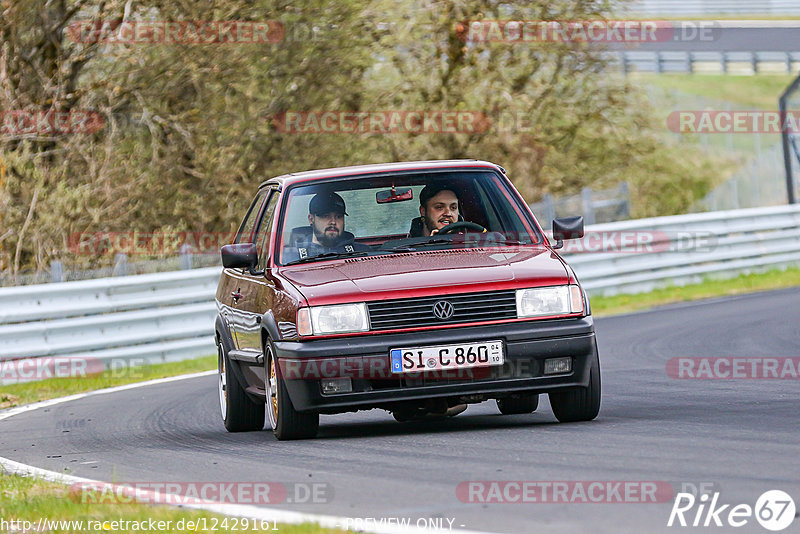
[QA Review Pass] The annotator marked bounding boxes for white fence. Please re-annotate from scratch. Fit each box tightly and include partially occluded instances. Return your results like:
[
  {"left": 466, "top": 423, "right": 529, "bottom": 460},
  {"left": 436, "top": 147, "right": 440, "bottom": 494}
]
[
  {"left": 613, "top": 51, "right": 800, "bottom": 75},
  {"left": 1, "top": 205, "right": 799, "bottom": 380},
  {"left": 562, "top": 204, "right": 800, "bottom": 295},
  {"left": 627, "top": 0, "right": 800, "bottom": 15},
  {"left": 0, "top": 268, "right": 220, "bottom": 381}
]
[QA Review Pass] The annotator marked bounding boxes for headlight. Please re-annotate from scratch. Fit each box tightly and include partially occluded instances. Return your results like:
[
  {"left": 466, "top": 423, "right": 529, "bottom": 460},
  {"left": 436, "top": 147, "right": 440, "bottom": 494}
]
[
  {"left": 297, "top": 303, "right": 369, "bottom": 335},
  {"left": 516, "top": 285, "right": 583, "bottom": 318}
]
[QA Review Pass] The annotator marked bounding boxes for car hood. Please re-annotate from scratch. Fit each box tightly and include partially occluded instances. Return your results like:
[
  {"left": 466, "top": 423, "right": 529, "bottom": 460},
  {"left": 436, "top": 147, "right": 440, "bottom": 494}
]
[{"left": 278, "top": 247, "right": 570, "bottom": 306}]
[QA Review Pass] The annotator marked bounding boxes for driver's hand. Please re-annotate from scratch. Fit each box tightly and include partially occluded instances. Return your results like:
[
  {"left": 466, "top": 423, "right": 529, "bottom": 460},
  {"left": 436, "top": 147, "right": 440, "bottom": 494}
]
[{"left": 430, "top": 229, "right": 439, "bottom": 236}]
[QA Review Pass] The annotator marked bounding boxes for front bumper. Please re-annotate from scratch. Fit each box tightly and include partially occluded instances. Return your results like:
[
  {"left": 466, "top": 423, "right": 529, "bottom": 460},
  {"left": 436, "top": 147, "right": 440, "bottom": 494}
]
[{"left": 274, "top": 317, "right": 597, "bottom": 412}]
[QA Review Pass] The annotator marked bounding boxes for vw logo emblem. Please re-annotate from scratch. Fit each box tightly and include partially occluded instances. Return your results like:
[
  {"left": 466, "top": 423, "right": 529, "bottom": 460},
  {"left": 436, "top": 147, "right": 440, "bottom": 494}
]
[{"left": 432, "top": 300, "right": 454, "bottom": 320}]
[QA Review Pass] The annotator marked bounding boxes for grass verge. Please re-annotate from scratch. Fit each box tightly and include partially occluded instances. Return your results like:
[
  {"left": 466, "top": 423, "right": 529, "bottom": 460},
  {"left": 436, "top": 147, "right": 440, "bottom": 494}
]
[
  {"left": 591, "top": 266, "right": 800, "bottom": 317},
  {"left": 1, "top": 355, "right": 217, "bottom": 409},
  {"left": 635, "top": 73, "right": 796, "bottom": 110},
  {"left": 0, "top": 471, "right": 340, "bottom": 534}
]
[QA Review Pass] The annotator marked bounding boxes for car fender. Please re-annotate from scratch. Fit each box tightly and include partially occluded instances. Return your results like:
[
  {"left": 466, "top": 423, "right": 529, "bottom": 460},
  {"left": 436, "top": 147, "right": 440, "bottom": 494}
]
[{"left": 215, "top": 314, "right": 250, "bottom": 390}]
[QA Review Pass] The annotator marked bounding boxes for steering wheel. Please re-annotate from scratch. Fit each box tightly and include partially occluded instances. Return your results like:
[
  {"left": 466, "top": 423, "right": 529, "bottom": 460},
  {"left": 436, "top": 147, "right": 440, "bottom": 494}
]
[{"left": 436, "top": 221, "right": 486, "bottom": 235}]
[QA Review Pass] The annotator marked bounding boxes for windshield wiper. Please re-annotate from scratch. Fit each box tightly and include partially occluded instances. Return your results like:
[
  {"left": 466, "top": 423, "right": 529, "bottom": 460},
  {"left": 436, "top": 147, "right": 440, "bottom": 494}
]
[
  {"left": 378, "top": 238, "right": 454, "bottom": 253},
  {"left": 283, "top": 251, "right": 373, "bottom": 266},
  {"left": 491, "top": 237, "right": 530, "bottom": 246}
]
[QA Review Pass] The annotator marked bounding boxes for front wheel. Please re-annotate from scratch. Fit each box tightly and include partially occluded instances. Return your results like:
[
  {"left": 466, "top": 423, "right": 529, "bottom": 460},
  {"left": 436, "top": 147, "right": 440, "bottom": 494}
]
[
  {"left": 265, "top": 342, "right": 319, "bottom": 440},
  {"left": 218, "top": 342, "right": 264, "bottom": 432},
  {"left": 549, "top": 351, "right": 601, "bottom": 423}
]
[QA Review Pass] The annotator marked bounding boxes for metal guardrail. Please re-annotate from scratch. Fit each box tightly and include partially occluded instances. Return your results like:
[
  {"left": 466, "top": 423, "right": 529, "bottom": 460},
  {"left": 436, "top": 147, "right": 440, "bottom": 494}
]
[
  {"left": 626, "top": 0, "right": 800, "bottom": 15},
  {"left": 561, "top": 204, "right": 800, "bottom": 295},
  {"left": 0, "top": 268, "right": 220, "bottom": 382},
  {"left": 613, "top": 51, "right": 800, "bottom": 75},
  {"left": 1, "top": 205, "right": 798, "bottom": 380}
]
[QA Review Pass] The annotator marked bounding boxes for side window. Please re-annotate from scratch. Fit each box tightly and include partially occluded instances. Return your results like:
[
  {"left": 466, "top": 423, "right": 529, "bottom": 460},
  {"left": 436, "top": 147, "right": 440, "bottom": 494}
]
[
  {"left": 255, "top": 191, "right": 280, "bottom": 268},
  {"left": 234, "top": 189, "right": 269, "bottom": 244}
]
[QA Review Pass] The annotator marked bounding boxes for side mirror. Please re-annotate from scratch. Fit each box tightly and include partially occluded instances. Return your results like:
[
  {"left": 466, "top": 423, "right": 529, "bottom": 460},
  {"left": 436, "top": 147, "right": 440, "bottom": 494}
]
[
  {"left": 551, "top": 216, "right": 584, "bottom": 250},
  {"left": 221, "top": 243, "right": 258, "bottom": 270}
]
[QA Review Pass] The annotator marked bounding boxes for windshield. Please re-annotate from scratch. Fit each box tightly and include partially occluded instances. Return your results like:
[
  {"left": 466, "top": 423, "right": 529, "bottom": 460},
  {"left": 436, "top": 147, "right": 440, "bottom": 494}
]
[{"left": 276, "top": 171, "right": 542, "bottom": 265}]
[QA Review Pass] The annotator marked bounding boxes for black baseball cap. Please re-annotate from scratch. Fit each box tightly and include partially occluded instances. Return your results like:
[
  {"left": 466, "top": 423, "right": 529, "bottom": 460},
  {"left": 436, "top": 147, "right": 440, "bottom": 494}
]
[{"left": 309, "top": 192, "right": 348, "bottom": 216}]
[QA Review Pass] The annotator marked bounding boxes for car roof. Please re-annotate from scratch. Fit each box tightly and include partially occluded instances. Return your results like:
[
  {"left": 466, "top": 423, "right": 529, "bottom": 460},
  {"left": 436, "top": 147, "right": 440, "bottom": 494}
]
[{"left": 258, "top": 160, "right": 505, "bottom": 189}]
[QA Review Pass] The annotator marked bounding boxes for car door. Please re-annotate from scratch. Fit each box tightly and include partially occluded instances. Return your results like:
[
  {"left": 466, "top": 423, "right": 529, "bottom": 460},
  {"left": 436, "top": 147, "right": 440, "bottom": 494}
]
[
  {"left": 217, "top": 187, "right": 270, "bottom": 350},
  {"left": 232, "top": 188, "right": 280, "bottom": 358}
]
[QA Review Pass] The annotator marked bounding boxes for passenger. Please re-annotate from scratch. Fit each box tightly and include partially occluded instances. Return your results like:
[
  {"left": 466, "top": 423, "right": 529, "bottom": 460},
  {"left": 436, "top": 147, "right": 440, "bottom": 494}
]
[{"left": 284, "top": 192, "right": 369, "bottom": 262}]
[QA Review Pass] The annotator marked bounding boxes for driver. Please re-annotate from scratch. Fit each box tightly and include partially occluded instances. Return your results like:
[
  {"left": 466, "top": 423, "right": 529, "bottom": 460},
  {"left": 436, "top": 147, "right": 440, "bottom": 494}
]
[
  {"left": 286, "top": 192, "right": 369, "bottom": 262},
  {"left": 418, "top": 183, "right": 460, "bottom": 236}
]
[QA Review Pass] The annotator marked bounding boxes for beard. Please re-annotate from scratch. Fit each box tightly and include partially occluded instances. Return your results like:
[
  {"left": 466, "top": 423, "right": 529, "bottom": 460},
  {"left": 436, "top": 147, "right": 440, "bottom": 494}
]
[
  {"left": 423, "top": 213, "right": 454, "bottom": 234},
  {"left": 314, "top": 225, "right": 341, "bottom": 247}
]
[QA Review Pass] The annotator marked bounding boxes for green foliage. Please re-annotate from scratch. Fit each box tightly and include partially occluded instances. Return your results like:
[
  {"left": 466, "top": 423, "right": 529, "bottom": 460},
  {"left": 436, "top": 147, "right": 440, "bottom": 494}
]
[{"left": 0, "top": 0, "right": 735, "bottom": 274}]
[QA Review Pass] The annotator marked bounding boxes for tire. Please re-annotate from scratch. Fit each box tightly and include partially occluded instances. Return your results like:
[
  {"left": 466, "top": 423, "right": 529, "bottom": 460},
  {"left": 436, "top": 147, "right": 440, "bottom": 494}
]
[
  {"left": 549, "top": 350, "right": 601, "bottom": 423},
  {"left": 218, "top": 342, "right": 264, "bottom": 432},
  {"left": 496, "top": 394, "right": 539, "bottom": 415},
  {"left": 265, "top": 342, "right": 319, "bottom": 440}
]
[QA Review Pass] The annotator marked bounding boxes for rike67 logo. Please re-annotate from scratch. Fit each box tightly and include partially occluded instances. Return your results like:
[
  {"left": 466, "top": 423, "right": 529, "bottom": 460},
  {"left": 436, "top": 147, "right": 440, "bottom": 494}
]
[{"left": 668, "top": 490, "right": 795, "bottom": 531}]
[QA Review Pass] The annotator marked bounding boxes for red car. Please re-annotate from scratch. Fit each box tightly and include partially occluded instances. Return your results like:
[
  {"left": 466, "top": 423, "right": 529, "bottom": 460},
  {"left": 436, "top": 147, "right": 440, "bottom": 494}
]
[{"left": 216, "top": 160, "right": 600, "bottom": 440}]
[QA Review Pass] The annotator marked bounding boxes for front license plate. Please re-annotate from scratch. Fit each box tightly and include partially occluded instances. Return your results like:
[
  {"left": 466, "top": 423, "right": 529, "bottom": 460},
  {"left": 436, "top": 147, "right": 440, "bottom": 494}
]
[{"left": 390, "top": 340, "right": 504, "bottom": 374}]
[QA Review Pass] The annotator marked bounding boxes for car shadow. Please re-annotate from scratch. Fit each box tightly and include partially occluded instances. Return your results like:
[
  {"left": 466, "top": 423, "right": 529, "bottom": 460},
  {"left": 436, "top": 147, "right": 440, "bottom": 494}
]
[{"left": 314, "top": 412, "right": 568, "bottom": 440}]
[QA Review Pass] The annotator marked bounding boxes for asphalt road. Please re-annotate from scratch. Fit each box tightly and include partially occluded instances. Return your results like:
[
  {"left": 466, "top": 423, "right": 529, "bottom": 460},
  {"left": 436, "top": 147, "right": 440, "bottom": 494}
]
[{"left": 2, "top": 288, "right": 799, "bottom": 533}]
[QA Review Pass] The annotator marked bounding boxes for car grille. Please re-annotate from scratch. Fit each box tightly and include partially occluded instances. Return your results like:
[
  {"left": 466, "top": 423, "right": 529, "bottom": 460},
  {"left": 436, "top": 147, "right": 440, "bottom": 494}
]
[{"left": 366, "top": 290, "right": 517, "bottom": 331}]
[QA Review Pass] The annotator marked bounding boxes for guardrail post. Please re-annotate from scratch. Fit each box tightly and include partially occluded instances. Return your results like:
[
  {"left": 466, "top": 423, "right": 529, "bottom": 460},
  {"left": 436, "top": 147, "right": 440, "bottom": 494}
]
[
  {"left": 50, "top": 261, "right": 63, "bottom": 283},
  {"left": 619, "top": 182, "right": 630, "bottom": 218},
  {"left": 180, "top": 243, "right": 193, "bottom": 270},
  {"left": 541, "top": 194, "right": 555, "bottom": 228},
  {"left": 581, "top": 187, "right": 595, "bottom": 225},
  {"left": 113, "top": 253, "right": 128, "bottom": 277}
]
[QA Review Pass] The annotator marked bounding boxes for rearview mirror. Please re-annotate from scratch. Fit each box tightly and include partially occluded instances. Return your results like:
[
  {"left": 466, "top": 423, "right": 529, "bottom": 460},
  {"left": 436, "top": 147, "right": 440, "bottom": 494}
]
[
  {"left": 376, "top": 187, "right": 413, "bottom": 204},
  {"left": 221, "top": 243, "right": 258, "bottom": 270},
  {"left": 551, "top": 216, "right": 584, "bottom": 250}
]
